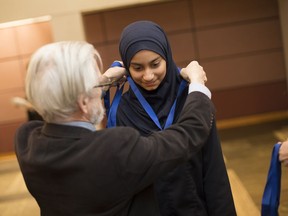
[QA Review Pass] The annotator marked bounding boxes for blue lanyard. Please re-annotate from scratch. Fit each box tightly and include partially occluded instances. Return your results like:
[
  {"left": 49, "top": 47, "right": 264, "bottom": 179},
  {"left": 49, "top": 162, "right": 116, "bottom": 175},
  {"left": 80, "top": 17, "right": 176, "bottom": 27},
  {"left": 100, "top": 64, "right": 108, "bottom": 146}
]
[
  {"left": 261, "top": 143, "right": 282, "bottom": 216},
  {"left": 105, "top": 64, "right": 188, "bottom": 129},
  {"left": 127, "top": 76, "right": 187, "bottom": 130},
  {"left": 107, "top": 84, "right": 124, "bottom": 128}
]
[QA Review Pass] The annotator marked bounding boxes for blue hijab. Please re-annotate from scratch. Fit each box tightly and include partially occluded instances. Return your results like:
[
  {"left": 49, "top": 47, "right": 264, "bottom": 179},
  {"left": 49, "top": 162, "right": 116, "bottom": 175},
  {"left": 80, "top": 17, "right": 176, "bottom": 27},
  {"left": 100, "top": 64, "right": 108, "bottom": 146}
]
[{"left": 117, "top": 21, "right": 188, "bottom": 134}]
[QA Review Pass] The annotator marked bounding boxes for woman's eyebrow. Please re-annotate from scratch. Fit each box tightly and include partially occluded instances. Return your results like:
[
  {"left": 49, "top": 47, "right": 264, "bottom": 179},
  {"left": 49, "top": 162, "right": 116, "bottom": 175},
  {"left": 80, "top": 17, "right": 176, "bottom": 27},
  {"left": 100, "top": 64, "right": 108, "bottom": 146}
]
[
  {"left": 151, "top": 57, "right": 161, "bottom": 62},
  {"left": 130, "top": 62, "right": 141, "bottom": 66},
  {"left": 130, "top": 57, "right": 161, "bottom": 65}
]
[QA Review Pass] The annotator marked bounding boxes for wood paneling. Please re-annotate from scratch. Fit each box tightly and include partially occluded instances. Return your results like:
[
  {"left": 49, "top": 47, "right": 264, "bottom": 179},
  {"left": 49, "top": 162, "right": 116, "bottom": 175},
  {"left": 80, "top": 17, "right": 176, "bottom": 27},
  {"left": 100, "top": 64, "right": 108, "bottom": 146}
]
[
  {"left": 103, "top": 0, "right": 192, "bottom": 42},
  {"left": 0, "top": 28, "right": 18, "bottom": 59},
  {"left": 197, "top": 19, "right": 283, "bottom": 59},
  {"left": 192, "top": 0, "right": 279, "bottom": 27},
  {"left": 212, "top": 81, "right": 288, "bottom": 119},
  {"left": 19, "top": 56, "right": 31, "bottom": 84},
  {"left": 0, "top": 60, "right": 23, "bottom": 91},
  {"left": 204, "top": 51, "right": 286, "bottom": 90},
  {"left": 0, "top": 21, "right": 53, "bottom": 154},
  {"left": 84, "top": 0, "right": 193, "bottom": 45},
  {"left": 96, "top": 43, "right": 121, "bottom": 69},
  {"left": 82, "top": 0, "right": 287, "bottom": 121},
  {"left": 168, "top": 32, "right": 197, "bottom": 64},
  {"left": 15, "top": 22, "right": 53, "bottom": 55},
  {"left": 82, "top": 13, "right": 105, "bottom": 44}
]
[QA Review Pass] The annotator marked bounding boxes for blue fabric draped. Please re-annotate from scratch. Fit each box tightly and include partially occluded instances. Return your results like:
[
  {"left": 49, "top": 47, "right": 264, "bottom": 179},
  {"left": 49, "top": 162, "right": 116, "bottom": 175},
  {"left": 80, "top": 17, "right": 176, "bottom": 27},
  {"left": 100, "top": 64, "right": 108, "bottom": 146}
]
[{"left": 261, "top": 143, "right": 282, "bottom": 216}]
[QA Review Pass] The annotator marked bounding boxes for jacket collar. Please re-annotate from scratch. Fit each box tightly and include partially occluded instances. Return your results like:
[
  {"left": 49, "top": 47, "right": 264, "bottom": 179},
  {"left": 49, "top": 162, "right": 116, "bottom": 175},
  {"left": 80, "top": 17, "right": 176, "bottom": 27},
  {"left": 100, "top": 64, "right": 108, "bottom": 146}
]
[{"left": 42, "top": 123, "right": 95, "bottom": 139}]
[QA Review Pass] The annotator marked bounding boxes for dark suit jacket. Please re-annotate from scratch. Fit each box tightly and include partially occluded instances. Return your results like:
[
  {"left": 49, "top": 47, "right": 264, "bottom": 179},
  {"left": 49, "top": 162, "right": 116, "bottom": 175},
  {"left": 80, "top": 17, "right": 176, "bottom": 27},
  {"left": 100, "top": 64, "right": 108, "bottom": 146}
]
[{"left": 14, "top": 92, "right": 214, "bottom": 216}]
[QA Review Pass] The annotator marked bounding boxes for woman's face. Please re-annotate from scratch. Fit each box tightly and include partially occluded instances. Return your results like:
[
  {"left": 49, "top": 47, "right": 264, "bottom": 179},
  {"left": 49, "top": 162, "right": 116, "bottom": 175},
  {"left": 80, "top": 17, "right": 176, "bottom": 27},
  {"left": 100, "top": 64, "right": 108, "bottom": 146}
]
[{"left": 129, "top": 50, "right": 166, "bottom": 91}]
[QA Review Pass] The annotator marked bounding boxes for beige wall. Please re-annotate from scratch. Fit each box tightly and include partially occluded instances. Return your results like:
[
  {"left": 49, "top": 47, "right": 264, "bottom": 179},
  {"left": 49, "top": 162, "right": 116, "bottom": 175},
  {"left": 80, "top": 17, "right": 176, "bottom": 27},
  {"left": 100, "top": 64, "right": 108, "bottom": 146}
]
[{"left": 0, "top": 0, "right": 163, "bottom": 41}]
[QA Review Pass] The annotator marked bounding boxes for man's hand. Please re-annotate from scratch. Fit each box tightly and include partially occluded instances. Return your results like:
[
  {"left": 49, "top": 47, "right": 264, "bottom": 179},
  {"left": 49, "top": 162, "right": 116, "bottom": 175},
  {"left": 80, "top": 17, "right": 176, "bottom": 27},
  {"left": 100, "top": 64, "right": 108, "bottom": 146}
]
[
  {"left": 180, "top": 61, "right": 207, "bottom": 85},
  {"left": 103, "top": 61, "right": 127, "bottom": 81},
  {"left": 100, "top": 61, "right": 127, "bottom": 86},
  {"left": 279, "top": 140, "right": 288, "bottom": 167}
]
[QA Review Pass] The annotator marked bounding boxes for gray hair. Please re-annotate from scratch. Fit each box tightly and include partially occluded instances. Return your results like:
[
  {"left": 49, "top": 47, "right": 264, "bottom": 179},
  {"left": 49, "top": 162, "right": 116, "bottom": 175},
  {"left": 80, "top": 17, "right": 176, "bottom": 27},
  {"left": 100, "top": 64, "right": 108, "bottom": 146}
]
[{"left": 25, "top": 41, "right": 103, "bottom": 122}]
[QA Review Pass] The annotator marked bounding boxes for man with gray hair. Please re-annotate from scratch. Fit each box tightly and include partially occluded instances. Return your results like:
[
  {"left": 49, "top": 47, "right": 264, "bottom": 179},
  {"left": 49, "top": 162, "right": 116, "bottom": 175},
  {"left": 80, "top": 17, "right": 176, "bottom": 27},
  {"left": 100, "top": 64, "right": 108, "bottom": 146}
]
[{"left": 15, "top": 41, "right": 214, "bottom": 216}]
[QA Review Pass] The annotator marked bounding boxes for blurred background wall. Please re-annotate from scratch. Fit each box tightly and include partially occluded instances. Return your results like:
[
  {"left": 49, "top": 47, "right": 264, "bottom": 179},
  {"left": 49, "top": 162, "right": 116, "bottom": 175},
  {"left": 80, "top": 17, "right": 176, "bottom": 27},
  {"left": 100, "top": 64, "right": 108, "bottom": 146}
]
[{"left": 0, "top": 0, "right": 287, "bottom": 155}]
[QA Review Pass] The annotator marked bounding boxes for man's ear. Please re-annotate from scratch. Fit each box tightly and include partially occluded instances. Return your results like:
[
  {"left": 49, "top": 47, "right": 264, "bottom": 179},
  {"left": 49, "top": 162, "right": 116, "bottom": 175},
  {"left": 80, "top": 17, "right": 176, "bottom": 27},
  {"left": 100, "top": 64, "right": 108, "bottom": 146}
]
[{"left": 77, "top": 94, "right": 89, "bottom": 114}]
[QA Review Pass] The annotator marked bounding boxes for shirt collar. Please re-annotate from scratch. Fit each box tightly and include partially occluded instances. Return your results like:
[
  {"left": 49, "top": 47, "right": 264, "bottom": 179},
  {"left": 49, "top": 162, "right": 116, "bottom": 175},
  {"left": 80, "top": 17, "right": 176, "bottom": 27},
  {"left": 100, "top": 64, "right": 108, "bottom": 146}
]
[{"left": 56, "top": 121, "right": 96, "bottom": 131}]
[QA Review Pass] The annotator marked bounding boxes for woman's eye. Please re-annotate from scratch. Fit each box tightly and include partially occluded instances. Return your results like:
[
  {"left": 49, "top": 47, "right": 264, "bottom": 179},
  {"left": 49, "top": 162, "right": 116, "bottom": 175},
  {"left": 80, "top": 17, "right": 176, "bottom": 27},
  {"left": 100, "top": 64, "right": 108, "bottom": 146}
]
[
  {"left": 152, "top": 62, "right": 160, "bottom": 68},
  {"left": 133, "top": 67, "right": 141, "bottom": 71}
]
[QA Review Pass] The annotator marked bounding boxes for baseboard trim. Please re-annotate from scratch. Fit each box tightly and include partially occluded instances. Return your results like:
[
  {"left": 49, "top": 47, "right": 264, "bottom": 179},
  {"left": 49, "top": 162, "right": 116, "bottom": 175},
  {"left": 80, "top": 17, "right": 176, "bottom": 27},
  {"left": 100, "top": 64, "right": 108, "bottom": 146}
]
[
  {"left": 0, "top": 153, "right": 16, "bottom": 161},
  {"left": 217, "top": 110, "right": 288, "bottom": 130}
]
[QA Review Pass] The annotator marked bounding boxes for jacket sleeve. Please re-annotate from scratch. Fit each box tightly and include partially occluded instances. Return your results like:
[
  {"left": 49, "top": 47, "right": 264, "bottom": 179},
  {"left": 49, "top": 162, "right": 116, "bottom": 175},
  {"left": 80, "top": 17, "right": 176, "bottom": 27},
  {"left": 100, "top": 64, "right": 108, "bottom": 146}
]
[{"left": 115, "top": 91, "right": 215, "bottom": 193}]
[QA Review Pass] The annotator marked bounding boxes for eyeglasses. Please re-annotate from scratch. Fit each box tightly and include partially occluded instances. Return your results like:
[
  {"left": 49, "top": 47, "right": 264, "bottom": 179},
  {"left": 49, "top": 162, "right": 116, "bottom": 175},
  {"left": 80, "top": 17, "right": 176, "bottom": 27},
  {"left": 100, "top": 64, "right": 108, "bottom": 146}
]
[{"left": 93, "top": 79, "right": 125, "bottom": 99}]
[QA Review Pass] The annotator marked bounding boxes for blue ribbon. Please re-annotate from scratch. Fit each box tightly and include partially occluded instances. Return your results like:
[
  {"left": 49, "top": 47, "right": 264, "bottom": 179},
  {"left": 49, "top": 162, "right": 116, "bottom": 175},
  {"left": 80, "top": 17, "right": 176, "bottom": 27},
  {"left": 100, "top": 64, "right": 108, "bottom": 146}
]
[
  {"left": 261, "top": 143, "right": 282, "bottom": 216},
  {"left": 127, "top": 76, "right": 187, "bottom": 130},
  {"left": 103, "top": 61, "right": 123, "bottom": 118},
  {"left": 106, "top": 66, "right": 187, "bottom": 129},
  {"left": 107, "top": 84, "right": 124, "bottom": 128},
  {"left": 110, "top": 61, "right": 122, "bottom": 67}
]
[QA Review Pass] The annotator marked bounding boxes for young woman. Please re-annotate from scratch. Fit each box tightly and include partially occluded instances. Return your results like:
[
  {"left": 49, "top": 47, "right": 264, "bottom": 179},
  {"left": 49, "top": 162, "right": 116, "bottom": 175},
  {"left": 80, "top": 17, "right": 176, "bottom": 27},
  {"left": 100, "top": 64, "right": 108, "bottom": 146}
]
[{"left": 109, "top": 21, "right": 236, "bottom": 215}]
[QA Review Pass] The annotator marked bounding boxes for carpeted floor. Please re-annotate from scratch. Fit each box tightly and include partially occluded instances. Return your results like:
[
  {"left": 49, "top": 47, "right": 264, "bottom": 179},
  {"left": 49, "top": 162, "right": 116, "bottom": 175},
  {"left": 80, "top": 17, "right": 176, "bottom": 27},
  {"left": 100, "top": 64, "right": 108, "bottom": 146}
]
[{"left": 219, "top": 118, "right": 288, "bottom": 215}]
